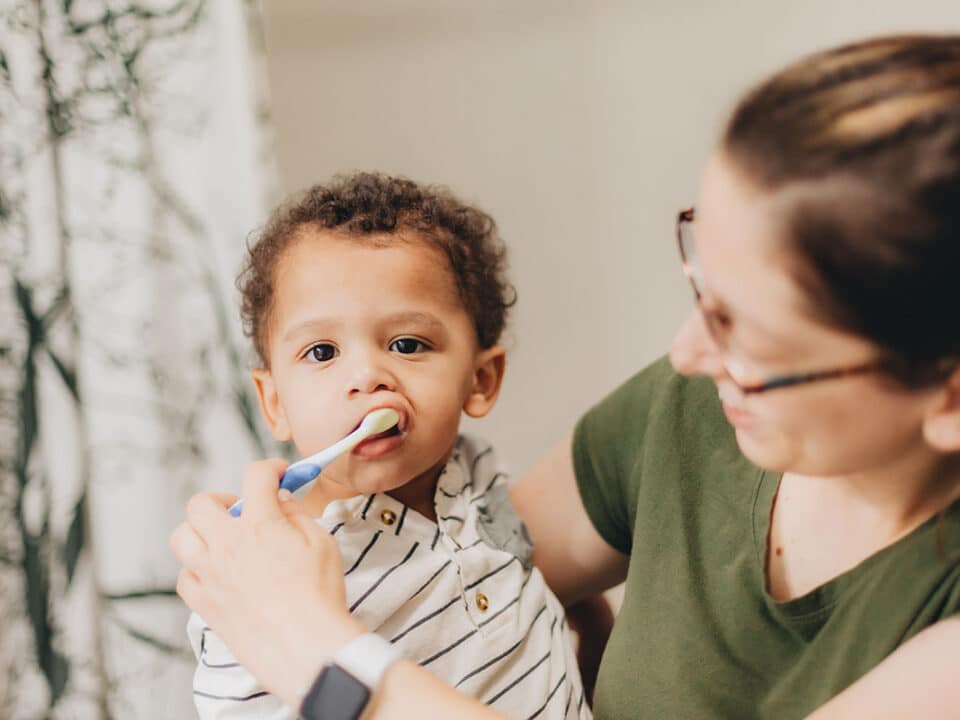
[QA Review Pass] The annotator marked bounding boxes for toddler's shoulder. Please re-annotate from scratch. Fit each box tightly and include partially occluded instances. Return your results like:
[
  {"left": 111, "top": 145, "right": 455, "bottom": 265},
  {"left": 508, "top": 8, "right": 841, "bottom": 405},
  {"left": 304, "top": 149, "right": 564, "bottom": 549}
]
[{"left": 452, "top": 434, "right": 533, "bottom": 568}]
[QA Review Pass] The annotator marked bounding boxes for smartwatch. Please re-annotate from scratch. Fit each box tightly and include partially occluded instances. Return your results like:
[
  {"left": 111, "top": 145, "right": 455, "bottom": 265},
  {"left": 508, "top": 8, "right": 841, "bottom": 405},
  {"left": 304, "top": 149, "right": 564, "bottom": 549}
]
[{"left": 299, "top": 633, "right": 402, "bottom": 720}]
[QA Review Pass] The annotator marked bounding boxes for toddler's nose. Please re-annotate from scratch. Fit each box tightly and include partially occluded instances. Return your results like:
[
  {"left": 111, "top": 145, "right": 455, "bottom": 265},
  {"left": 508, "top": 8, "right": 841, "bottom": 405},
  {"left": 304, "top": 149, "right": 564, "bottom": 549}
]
[{"left": 347, "top": 356, "right": 397, "bottom": 396}]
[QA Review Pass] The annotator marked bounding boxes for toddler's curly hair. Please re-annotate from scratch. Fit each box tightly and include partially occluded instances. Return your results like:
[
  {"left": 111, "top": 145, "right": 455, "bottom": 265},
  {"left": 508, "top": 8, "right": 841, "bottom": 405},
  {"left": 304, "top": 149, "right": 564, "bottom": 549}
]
[{"left": 238, "top": 172, "right": 515, "bottom": 366}]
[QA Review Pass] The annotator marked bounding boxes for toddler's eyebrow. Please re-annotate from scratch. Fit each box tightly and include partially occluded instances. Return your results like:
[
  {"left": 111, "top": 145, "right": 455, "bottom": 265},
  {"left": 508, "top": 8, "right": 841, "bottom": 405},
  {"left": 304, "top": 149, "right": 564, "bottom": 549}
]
[
  {"left": 282, "top": 318, "right": 342, "bottom": 343},
  {"left": 382, "top": 311, "right": 445, "bottom": 330},
  {"left": 281, "top": 312, "right": 446, "bottom": 344}
]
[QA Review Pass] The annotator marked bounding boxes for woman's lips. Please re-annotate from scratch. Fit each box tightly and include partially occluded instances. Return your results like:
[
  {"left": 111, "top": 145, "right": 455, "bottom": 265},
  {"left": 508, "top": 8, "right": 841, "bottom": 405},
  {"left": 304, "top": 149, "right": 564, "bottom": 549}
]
[{"left": 722, "top": 403, "right": 756, "bottom": 430}]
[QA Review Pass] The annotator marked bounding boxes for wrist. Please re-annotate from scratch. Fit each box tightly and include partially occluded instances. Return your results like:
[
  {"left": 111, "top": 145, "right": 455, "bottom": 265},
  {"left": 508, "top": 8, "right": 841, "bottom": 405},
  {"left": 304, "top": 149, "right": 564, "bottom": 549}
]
[
  {"left": 298, "top": 632, "right": 405, "bottom": 720},
  {"left": 277, "top": 614, "right": 368, "bottom": 708}
]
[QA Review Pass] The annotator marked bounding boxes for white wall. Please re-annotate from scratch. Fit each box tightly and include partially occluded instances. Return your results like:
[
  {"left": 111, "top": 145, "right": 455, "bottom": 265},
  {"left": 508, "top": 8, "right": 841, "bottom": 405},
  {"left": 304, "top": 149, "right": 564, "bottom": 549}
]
[{"left": 262, "top": 0, "right": 960, "bottom": 476}]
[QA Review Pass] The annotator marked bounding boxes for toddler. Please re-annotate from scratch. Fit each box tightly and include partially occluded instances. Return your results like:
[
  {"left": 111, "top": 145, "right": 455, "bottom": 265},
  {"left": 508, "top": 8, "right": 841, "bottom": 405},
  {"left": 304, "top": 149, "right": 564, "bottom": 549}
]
[{"left": 188, "top": 173, "right": 589, "bottom": 720}]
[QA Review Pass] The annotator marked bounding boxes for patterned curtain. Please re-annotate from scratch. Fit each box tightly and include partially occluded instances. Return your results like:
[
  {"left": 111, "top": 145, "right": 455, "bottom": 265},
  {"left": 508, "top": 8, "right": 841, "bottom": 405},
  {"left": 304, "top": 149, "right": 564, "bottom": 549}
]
[{"left": 0, "top": 1, "right": 278, "bottom": 716}]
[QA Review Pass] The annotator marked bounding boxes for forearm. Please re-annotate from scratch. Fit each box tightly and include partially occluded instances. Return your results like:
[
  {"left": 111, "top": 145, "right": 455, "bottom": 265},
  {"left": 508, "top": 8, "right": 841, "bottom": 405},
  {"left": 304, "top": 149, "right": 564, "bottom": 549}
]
[
  {"left": 263, "top": 623, "right": 505, "bottom": 720},
  {"left": 806, "top": 618, "right": 960, "bottom": 720},
  {"left": 360, "top": 661, "right": 506, "bottom": 720}
]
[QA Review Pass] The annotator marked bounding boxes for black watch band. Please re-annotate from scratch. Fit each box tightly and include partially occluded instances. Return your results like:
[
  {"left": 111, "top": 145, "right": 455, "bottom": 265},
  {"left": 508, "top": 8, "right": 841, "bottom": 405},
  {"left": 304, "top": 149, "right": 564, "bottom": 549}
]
[{"left": 299, "top": 664, "right": 371, "bottom": 720}]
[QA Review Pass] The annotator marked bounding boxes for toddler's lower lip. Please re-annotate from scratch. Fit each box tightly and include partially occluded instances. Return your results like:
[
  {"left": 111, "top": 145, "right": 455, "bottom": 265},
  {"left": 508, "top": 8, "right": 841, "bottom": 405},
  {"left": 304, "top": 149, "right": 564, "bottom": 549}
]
[{"left": 353, "top": 430, "right": 404, "bottom": 458}]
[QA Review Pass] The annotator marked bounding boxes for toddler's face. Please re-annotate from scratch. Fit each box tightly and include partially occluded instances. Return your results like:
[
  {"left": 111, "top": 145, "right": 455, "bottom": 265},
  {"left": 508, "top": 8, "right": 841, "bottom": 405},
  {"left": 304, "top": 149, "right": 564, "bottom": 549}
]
[{"left": 252, "top": 230, "right": 503, "bottom": 498}]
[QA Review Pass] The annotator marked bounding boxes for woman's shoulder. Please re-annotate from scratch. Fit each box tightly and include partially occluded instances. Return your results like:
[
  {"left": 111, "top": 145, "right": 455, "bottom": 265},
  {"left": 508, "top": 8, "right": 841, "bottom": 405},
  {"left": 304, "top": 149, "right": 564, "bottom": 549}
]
[
  {"left": 571, "top": 356, "right": 749, "bottom": 554},
  {"left": 576, "top": 355, "right": 730, "bottom": 459}
]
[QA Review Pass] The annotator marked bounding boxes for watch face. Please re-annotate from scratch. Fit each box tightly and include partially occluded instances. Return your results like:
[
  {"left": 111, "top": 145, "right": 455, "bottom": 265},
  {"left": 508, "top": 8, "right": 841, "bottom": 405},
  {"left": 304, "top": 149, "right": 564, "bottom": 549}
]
[{"left": 300, "top": 665, "right": 371, "bottom": 720}]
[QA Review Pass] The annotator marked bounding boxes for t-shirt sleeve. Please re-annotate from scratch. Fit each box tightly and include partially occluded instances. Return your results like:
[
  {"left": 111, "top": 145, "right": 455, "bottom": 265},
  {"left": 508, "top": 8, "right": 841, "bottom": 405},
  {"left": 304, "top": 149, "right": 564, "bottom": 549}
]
[{"left": 572, "top": 356, "right": 677, "bottom": 555}]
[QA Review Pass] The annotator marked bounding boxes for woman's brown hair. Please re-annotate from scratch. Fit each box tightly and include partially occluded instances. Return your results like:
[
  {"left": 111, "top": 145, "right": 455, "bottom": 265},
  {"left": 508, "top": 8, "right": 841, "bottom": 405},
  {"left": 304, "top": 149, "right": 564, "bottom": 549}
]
[{"left": 723, "top": 35, "right": 960, "bottom": 387}]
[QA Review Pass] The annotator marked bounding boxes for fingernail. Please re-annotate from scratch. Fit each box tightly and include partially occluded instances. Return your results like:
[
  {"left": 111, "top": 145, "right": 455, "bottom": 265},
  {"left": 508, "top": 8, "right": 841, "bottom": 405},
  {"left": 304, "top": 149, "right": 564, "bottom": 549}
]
[{"left": 278, "top": 489, "right": 294, "bottom": 501}]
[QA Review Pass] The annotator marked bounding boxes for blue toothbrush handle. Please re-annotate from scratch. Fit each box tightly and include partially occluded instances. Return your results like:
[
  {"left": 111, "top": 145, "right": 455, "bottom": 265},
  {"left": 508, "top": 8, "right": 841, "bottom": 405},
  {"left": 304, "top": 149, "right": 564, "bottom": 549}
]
[
  {"left": 228, "top": 462, "right": 322, "bottom": 517},
  {"left": 279, "top": 463, "right": 322, "bottom": 494}
]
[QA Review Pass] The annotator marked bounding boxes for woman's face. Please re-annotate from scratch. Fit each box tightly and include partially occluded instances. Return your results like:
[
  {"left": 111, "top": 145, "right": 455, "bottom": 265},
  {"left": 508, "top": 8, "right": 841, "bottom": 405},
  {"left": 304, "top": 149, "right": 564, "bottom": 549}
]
[{"left": 670, "top": 151, "right": 938, "bottom": 477}]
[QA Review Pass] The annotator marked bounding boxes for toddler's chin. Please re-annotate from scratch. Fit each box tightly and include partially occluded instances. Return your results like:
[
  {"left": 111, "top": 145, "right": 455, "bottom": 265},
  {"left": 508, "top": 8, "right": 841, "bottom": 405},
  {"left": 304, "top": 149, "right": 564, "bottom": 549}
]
[{"left": 348, "top": 473, "right": 410, "bottom": 497}]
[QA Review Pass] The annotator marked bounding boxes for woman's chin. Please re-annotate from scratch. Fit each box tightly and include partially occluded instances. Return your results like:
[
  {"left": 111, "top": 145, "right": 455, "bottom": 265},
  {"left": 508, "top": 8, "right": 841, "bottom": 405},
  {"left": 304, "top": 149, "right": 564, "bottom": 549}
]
[{"left": 733, "top": 427, "right": 795, "bottom": 473}]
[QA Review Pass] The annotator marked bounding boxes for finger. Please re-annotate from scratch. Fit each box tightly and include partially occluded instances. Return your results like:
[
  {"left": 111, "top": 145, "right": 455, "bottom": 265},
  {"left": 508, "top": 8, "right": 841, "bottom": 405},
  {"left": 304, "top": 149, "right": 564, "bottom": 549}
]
[
  {"left": 176, "top": 567, "right": 204, "bottom": 612},
  {"left": 279, "top": 500, "right": 325, "bottom": 542},
  {"left": 240, "top": 459, "right": 290, "bottom": 525},
  {"left": 186, "top": 492, "right": 234, "bottom": 544},
  {"left": 277, "top": 493, "right": 299, "bottom": 514},
  {"left": 169, "top": 521, "right": 209, "bottom": 572},
  {"left": 207, "top": 492, "right": 240, "bottom": 509}
]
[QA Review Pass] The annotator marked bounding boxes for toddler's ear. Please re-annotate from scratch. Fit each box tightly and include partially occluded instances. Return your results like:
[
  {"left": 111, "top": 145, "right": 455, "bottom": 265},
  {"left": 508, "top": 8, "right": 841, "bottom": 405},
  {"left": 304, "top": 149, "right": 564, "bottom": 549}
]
[
  {"left": 251, "top": 368, "right": 292, "bottom": 442},
  {"left": 463, "top": 345, "right": 506, "bottom": 419}
]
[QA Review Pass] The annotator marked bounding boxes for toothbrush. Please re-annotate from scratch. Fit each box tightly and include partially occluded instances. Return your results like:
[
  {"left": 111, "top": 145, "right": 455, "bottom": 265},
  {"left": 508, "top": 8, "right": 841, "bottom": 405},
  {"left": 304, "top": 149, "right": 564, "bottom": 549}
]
[{"left": 229, "top": 408, "right": 400, "bottom": 517}]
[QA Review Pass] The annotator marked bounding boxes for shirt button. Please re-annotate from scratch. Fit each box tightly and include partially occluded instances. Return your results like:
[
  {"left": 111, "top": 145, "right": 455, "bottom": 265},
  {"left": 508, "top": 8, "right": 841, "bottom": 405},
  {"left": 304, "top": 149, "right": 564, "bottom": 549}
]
[
  {"left": 380, "top": 509, "right": 397, "bottom": 526},
  {"left": 476, "top": 592, "right": 490, "bottom": 612}
]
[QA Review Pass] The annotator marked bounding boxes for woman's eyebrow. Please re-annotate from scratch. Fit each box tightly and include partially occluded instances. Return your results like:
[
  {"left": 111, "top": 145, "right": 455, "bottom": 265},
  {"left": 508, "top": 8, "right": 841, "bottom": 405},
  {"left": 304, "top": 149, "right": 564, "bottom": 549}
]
[{"left": 701, "top": 293, "right": 792, "bottom": 345}]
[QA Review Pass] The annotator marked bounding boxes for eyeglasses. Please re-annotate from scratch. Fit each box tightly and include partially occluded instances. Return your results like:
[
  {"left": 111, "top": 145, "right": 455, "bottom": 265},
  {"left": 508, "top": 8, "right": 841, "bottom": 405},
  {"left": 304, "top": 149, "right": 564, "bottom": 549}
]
[{"left": 676, "top": 207, "right": 884, "bottom": 395}]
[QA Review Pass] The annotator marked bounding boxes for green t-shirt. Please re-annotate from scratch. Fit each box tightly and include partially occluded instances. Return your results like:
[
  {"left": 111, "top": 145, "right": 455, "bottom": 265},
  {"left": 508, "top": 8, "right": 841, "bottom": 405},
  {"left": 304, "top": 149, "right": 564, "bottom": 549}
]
[{"left": 572, "top": 357, "right": 960, "bottom": 719}]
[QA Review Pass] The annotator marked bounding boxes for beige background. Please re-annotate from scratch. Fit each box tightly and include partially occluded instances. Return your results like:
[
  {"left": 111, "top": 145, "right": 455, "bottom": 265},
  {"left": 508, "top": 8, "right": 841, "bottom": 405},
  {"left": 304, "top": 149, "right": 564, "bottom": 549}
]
[{"left": 261, "top": 1, "right": 959, "bottom": 478}]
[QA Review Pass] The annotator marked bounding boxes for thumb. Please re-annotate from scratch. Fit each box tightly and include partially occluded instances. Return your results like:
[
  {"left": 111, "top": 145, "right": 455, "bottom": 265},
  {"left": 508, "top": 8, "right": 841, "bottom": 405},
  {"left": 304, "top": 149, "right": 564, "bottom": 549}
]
[
  {"left": 279, "top": 496, "right": 325, "bottom": 543},
  {"left": 240, "top": 459, "right": 289, "bottom": 525}
]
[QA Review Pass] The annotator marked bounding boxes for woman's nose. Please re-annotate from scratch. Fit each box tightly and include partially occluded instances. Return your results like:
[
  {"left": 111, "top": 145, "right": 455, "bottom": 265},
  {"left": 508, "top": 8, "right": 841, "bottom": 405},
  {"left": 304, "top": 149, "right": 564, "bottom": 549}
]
[{"left": 669, "top": 310, "right": 726, "bottom": 379}]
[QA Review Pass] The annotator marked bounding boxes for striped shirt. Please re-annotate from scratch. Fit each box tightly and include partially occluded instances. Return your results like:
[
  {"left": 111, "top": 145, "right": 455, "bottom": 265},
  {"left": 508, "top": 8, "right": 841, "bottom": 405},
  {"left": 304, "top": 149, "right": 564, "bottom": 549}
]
[{"left": 188, "top": 435, "right": 590, "bottom": 719}]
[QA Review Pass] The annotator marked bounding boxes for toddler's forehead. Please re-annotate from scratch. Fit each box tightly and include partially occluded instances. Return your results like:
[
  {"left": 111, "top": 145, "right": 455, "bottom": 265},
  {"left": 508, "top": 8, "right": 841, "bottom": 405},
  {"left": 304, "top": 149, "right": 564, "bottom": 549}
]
[{"left": 273, "top": 229, "right": 469, "bottom": 316}]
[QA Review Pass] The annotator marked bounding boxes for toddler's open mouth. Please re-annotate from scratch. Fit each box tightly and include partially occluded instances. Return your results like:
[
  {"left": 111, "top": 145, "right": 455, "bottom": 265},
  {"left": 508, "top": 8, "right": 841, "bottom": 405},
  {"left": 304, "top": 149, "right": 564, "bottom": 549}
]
[
  {"left": 353, "top": 423, "right": 404, "bottom": 458},
  {"left": 364, "top": 424, "right": 401, "bottom": 441}
]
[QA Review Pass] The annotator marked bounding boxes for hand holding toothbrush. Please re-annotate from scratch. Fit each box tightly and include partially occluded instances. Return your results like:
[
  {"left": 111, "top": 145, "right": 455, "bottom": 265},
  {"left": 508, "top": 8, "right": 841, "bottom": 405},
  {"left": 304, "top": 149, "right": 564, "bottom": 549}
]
[{"left": 229, "top": 408, "right": 400, "bottom": 517}]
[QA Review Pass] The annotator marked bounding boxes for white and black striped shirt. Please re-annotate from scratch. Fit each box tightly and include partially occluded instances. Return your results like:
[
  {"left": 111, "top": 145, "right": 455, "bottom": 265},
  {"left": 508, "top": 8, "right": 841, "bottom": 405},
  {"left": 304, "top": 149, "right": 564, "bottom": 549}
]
[{"left": 189, "top": 435, "right": 590, "bottom": 719}]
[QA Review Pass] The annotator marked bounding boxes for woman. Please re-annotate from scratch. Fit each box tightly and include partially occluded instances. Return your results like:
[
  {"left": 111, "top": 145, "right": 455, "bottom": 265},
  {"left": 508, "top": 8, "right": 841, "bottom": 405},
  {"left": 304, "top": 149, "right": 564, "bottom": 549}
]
[{"left": 171, "top": 34, "right": 960, "bottom": 719}]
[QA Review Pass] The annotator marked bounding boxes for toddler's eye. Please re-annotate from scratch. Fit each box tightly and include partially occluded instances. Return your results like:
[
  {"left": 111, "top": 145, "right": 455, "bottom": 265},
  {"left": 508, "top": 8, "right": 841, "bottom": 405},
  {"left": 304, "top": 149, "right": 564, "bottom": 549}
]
[
  {"left": 390, "top": 338, "right": 427, "bottom": 355},
  {"left": 307, "top": 343, "right": 338, "bottom": 362}
]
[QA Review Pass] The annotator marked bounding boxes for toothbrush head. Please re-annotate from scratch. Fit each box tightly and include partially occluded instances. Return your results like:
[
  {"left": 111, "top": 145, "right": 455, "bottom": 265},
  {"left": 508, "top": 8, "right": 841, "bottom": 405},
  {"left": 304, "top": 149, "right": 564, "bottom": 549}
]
[{"left": 359, "top": 408, "right": 400, "bottom": 436}]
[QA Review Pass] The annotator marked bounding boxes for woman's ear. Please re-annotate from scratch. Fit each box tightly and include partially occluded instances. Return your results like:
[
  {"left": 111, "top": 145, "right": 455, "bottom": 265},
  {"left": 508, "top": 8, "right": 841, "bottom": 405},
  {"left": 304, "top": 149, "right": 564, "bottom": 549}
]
[
  {"left": 463, "top": 346, "right": 506, "bottom": 419},
  {"left": 922, "top": 367, "right": 960, "bottom": 452},
  {"left": 251, "top": 368, "right": 292, "bottom": 442}
]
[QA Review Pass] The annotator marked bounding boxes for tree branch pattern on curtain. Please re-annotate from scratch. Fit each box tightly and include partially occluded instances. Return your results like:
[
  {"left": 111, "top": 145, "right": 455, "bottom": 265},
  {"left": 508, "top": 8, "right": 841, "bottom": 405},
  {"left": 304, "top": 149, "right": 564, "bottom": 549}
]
[{"left": 0, "top": 1, "right": 278, "bottom": 716}]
